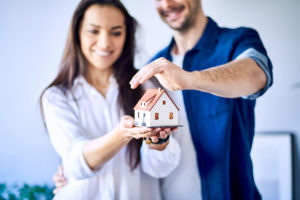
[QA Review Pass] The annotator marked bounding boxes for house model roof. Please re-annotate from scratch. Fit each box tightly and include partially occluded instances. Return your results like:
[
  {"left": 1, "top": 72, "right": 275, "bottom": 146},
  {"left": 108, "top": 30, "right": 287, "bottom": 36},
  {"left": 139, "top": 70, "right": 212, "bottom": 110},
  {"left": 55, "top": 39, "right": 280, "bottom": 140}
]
[{"left": 133, "top": 88, "right": 179, "bottom": 111}]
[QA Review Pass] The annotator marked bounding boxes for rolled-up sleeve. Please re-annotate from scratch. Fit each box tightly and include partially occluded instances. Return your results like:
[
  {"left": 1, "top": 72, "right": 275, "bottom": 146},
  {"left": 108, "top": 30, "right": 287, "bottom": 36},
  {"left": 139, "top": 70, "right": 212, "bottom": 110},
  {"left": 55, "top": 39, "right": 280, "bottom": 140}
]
[
  {"left": 42, "top": 88, "right": 99, "bottom": 180},
  {"left": 232, "top": 28, "right": 273, "bottom": 99},
  {"left": 140, "top": 135, "right": 181, "bottom": 178},
  {"left": 236, "top": 48, "right": 272, "bottom": 99}
]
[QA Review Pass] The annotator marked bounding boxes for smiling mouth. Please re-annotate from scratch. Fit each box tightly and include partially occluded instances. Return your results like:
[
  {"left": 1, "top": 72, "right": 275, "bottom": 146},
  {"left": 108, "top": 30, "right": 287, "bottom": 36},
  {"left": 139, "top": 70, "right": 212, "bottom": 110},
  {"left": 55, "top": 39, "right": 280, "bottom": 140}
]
[
  {"left": 161, "top": 5, "right": 185, "bottom": 21},
  {"left": 94, "top": 50, "right": 112, "bottom": 57}
]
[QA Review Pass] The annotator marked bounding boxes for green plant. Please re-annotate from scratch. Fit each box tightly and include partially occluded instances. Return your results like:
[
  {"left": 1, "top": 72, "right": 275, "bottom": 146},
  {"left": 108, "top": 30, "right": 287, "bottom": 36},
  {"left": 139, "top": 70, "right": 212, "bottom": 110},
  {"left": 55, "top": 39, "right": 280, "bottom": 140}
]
[{"left": 0, "top": 183, "right": 54, "bottom": 200}]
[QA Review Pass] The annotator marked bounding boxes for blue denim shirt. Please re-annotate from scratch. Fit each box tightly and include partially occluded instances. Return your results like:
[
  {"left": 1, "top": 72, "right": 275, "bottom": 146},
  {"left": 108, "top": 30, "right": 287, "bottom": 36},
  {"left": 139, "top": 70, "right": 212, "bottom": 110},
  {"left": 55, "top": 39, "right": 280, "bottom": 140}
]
[{"left": 149, "top": 17, "right": 273, "bottom": 200}]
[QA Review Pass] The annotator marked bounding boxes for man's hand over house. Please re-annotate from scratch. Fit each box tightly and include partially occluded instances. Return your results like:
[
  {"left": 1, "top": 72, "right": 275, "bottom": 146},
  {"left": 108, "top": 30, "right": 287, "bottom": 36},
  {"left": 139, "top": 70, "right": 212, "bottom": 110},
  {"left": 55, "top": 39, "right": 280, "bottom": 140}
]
[{"left": 130, "top": 57, "right": 192, "bottom": 91}]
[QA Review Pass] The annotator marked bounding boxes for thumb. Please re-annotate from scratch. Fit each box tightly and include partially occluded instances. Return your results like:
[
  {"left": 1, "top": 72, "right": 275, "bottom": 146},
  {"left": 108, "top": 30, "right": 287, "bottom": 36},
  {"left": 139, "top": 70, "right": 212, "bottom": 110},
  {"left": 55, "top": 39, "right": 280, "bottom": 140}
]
[
  {"left": 121, "top": 116, "right": 134, "bottom": 128},
  {"left": 58, "top": 165, "right": 64, "bottom": 176}
]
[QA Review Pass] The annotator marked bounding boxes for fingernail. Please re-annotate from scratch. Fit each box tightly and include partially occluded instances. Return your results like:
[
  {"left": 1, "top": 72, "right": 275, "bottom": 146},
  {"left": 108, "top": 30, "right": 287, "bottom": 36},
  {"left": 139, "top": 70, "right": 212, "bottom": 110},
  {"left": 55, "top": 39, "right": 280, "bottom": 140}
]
[{"left": 130, "top": 84, "right": 136, "bottom": 89}]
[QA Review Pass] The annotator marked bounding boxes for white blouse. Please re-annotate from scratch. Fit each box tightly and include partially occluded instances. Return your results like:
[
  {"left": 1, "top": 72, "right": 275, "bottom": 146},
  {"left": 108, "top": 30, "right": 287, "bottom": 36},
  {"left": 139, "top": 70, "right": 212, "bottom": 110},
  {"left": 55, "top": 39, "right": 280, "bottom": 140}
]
[{"left": 42, "top": 76, "right": 181, "bottom": 200}]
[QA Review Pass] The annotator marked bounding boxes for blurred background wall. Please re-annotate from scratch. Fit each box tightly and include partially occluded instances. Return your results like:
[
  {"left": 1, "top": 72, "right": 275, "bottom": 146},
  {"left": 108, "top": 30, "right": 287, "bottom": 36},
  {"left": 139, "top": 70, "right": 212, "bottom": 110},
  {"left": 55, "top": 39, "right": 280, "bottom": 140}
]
[{"left": 0, "top": 0, "right": 299, "bottom": 199}]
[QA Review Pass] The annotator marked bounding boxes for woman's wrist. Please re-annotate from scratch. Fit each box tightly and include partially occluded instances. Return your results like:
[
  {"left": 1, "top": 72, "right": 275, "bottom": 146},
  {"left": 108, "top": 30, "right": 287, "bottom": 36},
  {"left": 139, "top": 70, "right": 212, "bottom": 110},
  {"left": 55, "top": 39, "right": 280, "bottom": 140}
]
[{"left": 113, "top": 126, "right": 132, "bottom": 144}]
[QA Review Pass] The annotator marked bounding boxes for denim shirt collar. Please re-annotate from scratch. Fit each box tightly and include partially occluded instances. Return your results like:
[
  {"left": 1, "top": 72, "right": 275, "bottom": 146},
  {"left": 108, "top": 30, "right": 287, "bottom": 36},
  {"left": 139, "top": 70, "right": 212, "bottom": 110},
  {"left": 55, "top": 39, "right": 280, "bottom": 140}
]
[{"left": 164, "top": 17, "right": 219, "bottom": 58}]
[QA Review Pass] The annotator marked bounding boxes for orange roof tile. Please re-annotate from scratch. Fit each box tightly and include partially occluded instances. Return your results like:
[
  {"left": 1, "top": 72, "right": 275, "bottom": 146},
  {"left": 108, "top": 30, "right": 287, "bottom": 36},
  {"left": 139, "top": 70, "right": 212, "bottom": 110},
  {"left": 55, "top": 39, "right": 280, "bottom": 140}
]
[{"left": 133, "top": 88, "right": 179, "bottom": 111}]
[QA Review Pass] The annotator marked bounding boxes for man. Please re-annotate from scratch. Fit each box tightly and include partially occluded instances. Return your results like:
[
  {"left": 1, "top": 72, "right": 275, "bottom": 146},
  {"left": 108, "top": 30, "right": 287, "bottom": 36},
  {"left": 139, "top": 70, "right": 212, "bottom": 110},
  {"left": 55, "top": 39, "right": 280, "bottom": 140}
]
[{"left": 130, "top": 0, "right": 273, "bottom": 199}]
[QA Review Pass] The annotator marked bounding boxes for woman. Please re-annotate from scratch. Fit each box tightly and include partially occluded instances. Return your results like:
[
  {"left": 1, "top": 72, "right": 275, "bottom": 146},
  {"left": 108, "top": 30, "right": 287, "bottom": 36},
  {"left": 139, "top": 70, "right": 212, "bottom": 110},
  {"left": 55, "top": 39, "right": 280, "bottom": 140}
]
[{"left": 40, "top": 0, "right": 180, "bottom": 199}]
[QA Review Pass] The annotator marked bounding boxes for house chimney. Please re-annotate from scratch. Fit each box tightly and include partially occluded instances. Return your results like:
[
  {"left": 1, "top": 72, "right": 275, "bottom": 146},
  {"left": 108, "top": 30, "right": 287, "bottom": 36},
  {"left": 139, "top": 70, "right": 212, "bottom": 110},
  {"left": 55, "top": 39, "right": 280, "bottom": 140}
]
[{"left": 157, "top": 87, "right": 161, "bottom": 94}]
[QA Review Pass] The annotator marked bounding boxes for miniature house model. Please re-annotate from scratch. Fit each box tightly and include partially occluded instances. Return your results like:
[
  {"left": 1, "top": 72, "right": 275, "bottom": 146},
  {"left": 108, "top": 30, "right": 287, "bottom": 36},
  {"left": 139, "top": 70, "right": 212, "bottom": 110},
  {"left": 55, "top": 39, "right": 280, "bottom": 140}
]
[{"left": 134, "top": 88, "right": 180, "bottom": 127}]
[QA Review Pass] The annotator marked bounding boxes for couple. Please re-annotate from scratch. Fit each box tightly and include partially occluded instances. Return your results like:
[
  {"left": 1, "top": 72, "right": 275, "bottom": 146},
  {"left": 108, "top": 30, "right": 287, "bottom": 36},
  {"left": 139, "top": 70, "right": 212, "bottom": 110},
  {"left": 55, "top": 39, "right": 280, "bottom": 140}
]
[{"left": 40, "top": 0, "right": 273, "bottom": 199}]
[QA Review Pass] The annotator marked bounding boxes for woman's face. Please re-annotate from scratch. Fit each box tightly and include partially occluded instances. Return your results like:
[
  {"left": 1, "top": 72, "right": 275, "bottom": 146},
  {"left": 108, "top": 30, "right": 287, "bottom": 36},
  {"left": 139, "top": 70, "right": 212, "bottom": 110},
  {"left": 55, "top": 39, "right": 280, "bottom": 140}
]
[{"left": 79, "top": 5, "right": 126, "bottom": 71}]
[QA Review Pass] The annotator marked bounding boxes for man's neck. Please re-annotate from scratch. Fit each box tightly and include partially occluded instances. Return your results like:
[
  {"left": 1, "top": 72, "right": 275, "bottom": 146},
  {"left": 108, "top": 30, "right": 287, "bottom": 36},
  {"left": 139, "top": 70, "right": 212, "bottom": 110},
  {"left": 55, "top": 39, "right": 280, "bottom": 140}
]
[{"left": 173, "top": 14, "right": 207, "bottom": 55}]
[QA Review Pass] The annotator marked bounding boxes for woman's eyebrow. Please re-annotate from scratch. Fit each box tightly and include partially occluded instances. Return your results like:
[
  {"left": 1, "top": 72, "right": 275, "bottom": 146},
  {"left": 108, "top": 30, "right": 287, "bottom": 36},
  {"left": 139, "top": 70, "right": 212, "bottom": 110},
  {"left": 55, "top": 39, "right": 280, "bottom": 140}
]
[
  {"left": 88, "top": 23, "right": 99, "bottom": 27},
  {"left": 111, "top": 25, "right": 124, "bottom": 30},
  {"left": 87, "top": 24, "right": 124, "bottom": 30}
]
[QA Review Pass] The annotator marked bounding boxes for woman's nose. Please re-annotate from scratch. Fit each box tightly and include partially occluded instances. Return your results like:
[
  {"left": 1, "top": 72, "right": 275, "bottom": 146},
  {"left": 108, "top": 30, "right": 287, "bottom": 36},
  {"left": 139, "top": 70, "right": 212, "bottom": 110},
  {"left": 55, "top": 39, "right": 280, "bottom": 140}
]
[
  {"left": 97, "top": 32, "right": 111, "bottom": 49},
  {"left": 158, "top": 0, "right": 174, "bottom": 10}
]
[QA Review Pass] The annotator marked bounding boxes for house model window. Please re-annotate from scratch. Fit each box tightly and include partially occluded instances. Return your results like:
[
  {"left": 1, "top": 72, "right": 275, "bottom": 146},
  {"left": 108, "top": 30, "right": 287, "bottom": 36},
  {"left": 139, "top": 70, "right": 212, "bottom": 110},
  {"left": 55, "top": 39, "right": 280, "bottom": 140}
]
[
  {"left": 140, "top": 102, "right": 146, "bottom": 107},
  {"left": 163, "top": 100, "right": 166, "bottom": 105},
  {"left": 169, "top": 112, "right": 173, "bottom": 119},
  {"left": 155, "top": 113, "right": 159, "bottom": 120}
]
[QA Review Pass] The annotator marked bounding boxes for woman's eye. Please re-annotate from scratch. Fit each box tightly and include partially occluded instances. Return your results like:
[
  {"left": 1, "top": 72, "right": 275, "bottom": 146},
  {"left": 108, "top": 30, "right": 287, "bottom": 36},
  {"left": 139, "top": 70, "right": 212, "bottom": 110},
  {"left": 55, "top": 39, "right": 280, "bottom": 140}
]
[
  {"left": 88, "top": 30, "right": 98, "bottom": 34},
  {"left": 111, "top": 32, "right": 122, "bottom": 36}
]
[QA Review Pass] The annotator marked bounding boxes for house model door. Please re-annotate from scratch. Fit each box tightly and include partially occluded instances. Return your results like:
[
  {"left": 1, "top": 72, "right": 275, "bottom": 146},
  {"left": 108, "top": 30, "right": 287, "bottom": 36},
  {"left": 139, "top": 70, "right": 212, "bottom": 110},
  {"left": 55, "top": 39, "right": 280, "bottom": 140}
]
[{"left": 142, "top": 113, "right": 146, "bottom": 126}]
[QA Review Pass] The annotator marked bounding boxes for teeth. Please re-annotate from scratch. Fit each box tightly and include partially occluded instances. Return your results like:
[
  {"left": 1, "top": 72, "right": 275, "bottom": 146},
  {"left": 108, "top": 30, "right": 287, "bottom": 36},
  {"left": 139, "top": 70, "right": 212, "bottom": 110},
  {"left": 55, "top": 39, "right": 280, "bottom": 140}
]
[
  {"left": 167, "top": 12, "right": 179, "bottom": 21},
  {"left": 95, "top": 50, "right": 111, "bottom": 56}
]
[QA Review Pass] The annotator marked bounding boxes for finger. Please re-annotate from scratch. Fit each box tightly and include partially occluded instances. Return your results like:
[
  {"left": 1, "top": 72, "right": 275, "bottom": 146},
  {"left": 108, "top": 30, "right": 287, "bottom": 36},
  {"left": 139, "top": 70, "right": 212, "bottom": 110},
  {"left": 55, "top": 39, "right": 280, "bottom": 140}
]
[
  {"left": 130, "top": 80, "right": 140, "bottom": 89},
  {"left": 139, "top": 64, "right": 164, "bottom": 85},
  {"left": 171, "top": 127, "right": 179, "bottom": 132},
  {"left": 53, "top": 174, "right": 65, "bottom": 182},
  {"left": 129, "top": 127, "right": 153, "bottom": 138},
  {"left": 121, "top": 115, "right": 134, "bottom": 121},
  {"left": 130, "top": 61, "right": 159, "bottom": 88},
  {"left": 53, "top": 188, "right": 60, "bottom": 195},
  {"left": 142, "top": 129, "right": 161, "bottom": 138},
  {"left": 52, "top": 173, "right": 58, "bottom": 182},
  {"left": 131, "top": 131, "right": 158, "bottom": 139},
  {"left": 151, "top": 136, "right": 159, "bottom": 143},
  {"left": 154, "top": 128, "right": 162, "bottom": 132},
  {"left": 130, "top": 68, "right": 147, "bottom": 89},
  {"left": 121, "top": 116, "right": 134, "bottom": 128},
  {"left": 159, "top": 131, "right": 168, "bottom": 139},
  {"left": 55, "top": 181, "right": 66, "bottom": 188},
  {"left": 137, "top": 130, "right": 158, "bottom": 138},
  {"left": 129, "top": 71, "right": 141, "bottom": 88},
  {"left": 58, "top": 165, "right": 64, "bottom": 176},
  {"left": 164, "top": 128, "right": 173, "bottom": 136},
  {"left": 164, "top": 128, "right": 171, "bottom": 132},
  {"left": 139, "top": 57, "right": 169, "bottom": 82},
  {"left": 130, "top": 62, "right": 153, "bottom": 83}
]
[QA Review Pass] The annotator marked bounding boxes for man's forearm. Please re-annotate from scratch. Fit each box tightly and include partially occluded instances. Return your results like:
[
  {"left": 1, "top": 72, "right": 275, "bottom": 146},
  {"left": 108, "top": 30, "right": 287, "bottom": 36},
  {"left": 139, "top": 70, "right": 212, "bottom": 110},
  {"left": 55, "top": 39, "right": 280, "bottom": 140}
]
[{"left": 188, "top": 58, "right": 267, "bottom": 98}]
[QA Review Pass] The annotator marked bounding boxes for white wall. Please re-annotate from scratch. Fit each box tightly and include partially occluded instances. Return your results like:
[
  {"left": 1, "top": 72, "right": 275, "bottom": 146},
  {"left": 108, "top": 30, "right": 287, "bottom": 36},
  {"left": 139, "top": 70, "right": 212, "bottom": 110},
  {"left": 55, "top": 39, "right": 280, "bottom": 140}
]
[
  {"left": 0, "top": 0, "right": 299, "bottom": 199},
  {"left": 0, "top": 0, "right": 79, "bottom": 184}
]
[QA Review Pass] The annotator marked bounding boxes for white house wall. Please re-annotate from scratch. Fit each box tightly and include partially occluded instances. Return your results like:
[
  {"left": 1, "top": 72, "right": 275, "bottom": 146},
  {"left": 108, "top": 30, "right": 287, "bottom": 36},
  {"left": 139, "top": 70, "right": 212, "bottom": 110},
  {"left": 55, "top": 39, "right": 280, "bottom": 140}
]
[
  {"left": 134, "top": 110, "right": 141, "bottom": 125},
  {"left": 134, "top": 110, "right": 151, "bottom": 126},
  {"left": 150, "top": 93, "right": 178, "bottom": 127}
]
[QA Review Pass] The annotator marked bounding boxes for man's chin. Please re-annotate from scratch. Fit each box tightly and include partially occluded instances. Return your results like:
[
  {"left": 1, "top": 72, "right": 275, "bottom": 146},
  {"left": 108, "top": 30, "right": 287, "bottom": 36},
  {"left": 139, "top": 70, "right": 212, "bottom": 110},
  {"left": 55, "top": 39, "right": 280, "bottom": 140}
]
[
  {"left": 167, "top": 19, "right": 193, "bottom": 32},
  {"left": 167, "top": 23, "right": 186, "bottom": 32},
  {"left": 165, "top": 20, "right": 182, "bottom": 30},
  {"left": 163, "top": 17, "right": 188, "bottom": 31}
]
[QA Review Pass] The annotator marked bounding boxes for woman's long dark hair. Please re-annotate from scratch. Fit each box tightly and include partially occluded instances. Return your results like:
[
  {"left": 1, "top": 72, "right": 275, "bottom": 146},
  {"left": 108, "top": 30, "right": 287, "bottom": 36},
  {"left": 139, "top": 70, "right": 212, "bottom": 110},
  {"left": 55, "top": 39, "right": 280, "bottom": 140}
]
[{"left": 40, "top": 0, "right": 144, "bottom": 170}]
